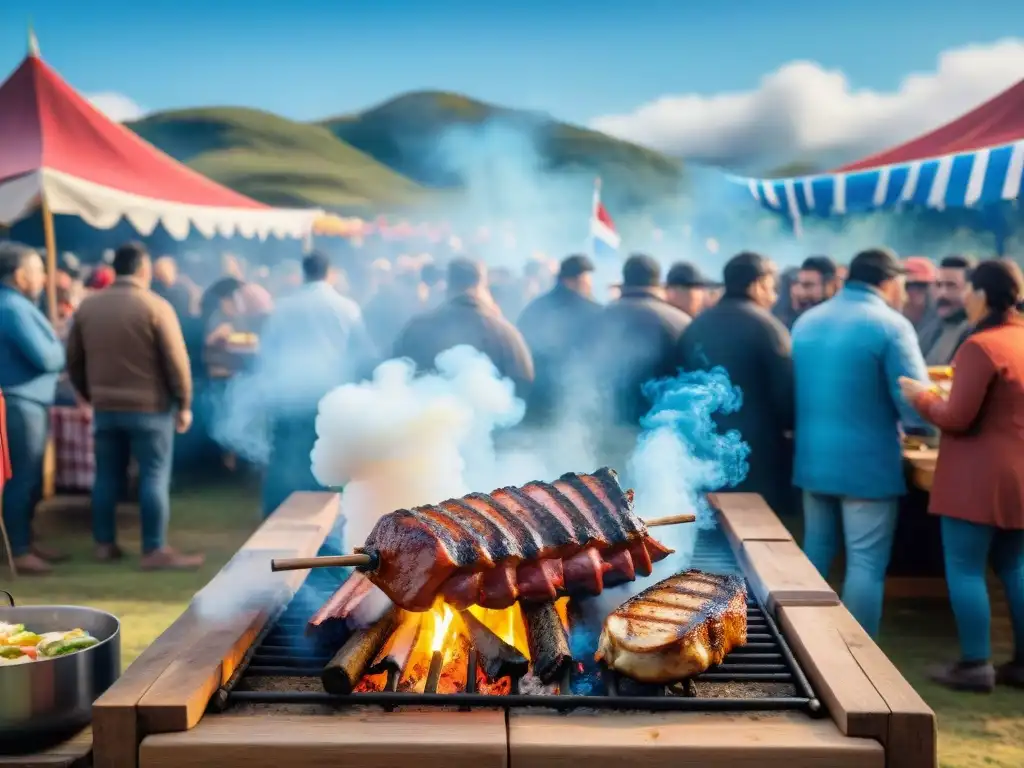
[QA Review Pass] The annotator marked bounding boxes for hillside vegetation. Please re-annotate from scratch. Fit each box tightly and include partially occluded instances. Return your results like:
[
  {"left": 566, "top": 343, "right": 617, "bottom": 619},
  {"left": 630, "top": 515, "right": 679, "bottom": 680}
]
[
  {"left": 321, "top": 91, "right": 685, "bottom": 212},
  {"left": 127, "top": 94, "right": 685, "bottom": 213},
  {"left": 127, "top": 107, "right": 427, "bottom": 210}
]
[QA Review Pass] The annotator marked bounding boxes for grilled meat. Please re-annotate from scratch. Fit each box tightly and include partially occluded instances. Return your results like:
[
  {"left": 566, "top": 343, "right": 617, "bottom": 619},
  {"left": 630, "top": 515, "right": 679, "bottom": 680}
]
[
  {"left": 595, "top": 570, "right": 746, "bottom": 683},
  {"left": 355, "top": 467, "right": 673, "bottom": 611}
]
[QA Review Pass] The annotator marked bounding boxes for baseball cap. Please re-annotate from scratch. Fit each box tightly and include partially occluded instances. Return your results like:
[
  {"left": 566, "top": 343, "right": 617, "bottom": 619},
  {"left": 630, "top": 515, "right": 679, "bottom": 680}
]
[
  {"left": 558, "top": 254, "right": 595, "bottom": 280},
  {"left": 848, "top": 248, "right": 906, "bottom": 286},
  {"left": 904, "top": 256, "right": 937, "bottom": 284},
  {"left": 666, "top": 262, "right": 720, "bottom": 288}
]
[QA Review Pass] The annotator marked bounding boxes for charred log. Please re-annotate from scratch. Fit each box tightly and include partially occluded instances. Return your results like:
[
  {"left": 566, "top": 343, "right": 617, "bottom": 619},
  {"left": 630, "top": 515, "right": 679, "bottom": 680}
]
[
  {"left": 321, "top": 605, "right": 400, "bottom": 695},
  {"left": 459, "top": 610, "right": 529, "bottom": 682},
  {"left": 522, "top": 601, "right": 571, "bottom": 684},
  {"left": 367, "top": 612, "right": 422, "bottom": 679}
]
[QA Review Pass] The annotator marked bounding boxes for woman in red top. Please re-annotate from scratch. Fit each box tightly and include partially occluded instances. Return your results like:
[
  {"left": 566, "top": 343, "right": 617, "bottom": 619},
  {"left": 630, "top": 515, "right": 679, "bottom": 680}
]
[{"left": 900, "top": 260, "right": 1024, "bottom": 693}]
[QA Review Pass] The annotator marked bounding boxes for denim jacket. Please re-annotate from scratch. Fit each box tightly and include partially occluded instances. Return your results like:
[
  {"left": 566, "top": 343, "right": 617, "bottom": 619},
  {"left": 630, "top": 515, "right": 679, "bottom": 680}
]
[{"left": 792, "top": 283, "right": 929, "bottom": 499}]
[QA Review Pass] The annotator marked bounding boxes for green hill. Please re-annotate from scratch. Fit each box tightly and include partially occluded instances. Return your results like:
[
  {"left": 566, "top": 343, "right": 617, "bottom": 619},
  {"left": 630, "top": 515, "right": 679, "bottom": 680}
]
[
  {"left": 126, "top": 107, "right": 428, "bottom": 211},
  {"left": 321, "top": 91, "right": 686, "bottom": 212},
  {"left": 126, "top": 95, "right": 685, "bottom": 214}
]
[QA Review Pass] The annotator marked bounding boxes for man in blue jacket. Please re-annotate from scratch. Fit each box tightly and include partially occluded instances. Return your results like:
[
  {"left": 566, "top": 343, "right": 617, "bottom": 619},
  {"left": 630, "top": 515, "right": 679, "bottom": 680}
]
[
  {"left": 0, "top": 242, "right": 67, "bottom": 575},
  {"left": 791, "top": 247, "right": 929, "bottom": 638}
]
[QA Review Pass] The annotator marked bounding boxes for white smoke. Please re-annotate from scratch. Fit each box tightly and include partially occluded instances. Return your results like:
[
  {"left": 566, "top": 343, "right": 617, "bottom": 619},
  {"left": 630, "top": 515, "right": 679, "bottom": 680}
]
[{"left": 311, "top": 345, "right": 539, "bottom": 548}]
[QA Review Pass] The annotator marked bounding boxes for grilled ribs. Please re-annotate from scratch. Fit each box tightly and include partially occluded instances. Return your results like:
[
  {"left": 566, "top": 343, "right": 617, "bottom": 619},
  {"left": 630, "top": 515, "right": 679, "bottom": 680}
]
[
  {"left": 595, "top": 570, "right": 747, "bottom": 683},
  {"left": 343, "top": 467, "right": 672, "bottom": 612}
]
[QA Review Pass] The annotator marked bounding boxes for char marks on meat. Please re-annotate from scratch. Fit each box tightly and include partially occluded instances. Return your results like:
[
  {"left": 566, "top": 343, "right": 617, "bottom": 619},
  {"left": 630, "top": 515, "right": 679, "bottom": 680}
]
[
  {"left": 351, "top": 468, "right": 674, "bottom": 612},
  {"left": 596, "top": 570, "right": 747, "bottom": 684}
]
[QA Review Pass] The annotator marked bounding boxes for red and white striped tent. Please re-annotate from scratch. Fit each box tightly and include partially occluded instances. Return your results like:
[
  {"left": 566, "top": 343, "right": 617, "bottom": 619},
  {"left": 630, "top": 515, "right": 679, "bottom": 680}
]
[{"left": 0, "top": 43, "right": 321, "bottom": 241}]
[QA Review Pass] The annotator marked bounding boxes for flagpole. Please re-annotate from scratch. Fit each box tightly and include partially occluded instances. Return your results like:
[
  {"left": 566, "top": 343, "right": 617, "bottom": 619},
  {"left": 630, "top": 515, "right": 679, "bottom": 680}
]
[{"left": 588, "top": 177, "right": 601, "bottom": 259}]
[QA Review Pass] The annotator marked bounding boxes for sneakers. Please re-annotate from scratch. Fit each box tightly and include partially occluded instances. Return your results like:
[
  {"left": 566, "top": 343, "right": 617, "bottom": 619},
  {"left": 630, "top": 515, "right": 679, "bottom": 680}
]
[
  {"left": 926, "top": 661, "right": 996, "bottom": 693},
  {"left": 139, "top": 547, "right": 205, "bottom": 571}
]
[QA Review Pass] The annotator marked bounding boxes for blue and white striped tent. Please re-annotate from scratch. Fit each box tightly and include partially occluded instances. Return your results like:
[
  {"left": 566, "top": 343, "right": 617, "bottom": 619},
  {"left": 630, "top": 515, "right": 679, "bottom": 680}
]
[{"left": 730, "top": 139, "right": 1024, "bottom": 227}]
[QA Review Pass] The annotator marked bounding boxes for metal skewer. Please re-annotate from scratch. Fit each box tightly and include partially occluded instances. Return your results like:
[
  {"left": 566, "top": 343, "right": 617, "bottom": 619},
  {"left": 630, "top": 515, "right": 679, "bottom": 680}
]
[{"left": 269, "top": 513, "right": 695, "bottom": 573}]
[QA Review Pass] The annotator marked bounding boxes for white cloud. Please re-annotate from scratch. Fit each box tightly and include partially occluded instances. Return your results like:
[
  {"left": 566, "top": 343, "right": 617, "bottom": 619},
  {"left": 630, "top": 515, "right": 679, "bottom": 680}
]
[
  {"left": 87, "top": 92, "right": 145, "bottom": 123},
  {"left": 590, "top": 39, "right": 1024, "bottom": 172}
]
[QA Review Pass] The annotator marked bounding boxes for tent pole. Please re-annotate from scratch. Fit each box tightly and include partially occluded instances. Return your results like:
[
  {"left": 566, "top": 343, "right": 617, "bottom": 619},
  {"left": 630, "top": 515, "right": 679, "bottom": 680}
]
[{"left": 40, "top": 194, "right": 58, "bottom": 323}]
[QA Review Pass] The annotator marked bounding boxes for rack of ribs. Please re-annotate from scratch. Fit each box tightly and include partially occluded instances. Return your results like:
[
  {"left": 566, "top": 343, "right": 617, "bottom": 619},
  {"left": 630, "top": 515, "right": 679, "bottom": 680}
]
[{"left": 325, "top": 467, "right": 675, "bottom": 614}]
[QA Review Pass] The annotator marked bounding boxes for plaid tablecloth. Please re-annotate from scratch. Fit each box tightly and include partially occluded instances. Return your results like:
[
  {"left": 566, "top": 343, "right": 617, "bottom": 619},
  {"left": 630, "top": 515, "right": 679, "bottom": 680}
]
[{"left": 50, "top": 405, "right": 94, "bottom": 491}]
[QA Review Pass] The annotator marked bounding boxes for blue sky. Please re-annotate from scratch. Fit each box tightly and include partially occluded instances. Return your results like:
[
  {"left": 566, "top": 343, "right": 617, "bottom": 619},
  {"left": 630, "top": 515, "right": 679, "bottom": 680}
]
[{"left": 1, "top": 0, "right": 1021, "bottom": 124}]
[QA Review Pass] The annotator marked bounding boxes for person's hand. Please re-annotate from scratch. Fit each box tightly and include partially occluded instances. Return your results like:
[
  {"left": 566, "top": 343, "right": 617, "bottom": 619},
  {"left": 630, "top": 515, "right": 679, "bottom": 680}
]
[
  {"left": 176, "top": 409, "right": 193, "bottom": 434},
  {"left": 898, "top": 376, "right": 931, "bottom": 402}
]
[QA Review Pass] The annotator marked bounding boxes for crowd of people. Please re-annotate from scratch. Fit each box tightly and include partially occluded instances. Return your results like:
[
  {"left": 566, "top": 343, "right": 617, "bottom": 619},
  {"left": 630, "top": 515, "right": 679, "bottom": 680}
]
[{"left": 0, "top": 235, "right": 1022, "bottom": 696}]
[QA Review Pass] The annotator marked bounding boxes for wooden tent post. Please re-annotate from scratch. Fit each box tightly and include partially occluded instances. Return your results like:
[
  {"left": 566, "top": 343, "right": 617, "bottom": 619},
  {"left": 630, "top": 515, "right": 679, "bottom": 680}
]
[
  {"left": 40, "top": 193, "right": 58, "bottom": 322},
  {"left": 39, "top": 193, "right": 58, "bottom": 501}
]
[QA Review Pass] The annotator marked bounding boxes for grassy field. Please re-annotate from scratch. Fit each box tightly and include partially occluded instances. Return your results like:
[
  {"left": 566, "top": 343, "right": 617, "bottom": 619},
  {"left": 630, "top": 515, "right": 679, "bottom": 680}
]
[{"left": 8, "top": 483, "right": 1022, "bottom": 768}]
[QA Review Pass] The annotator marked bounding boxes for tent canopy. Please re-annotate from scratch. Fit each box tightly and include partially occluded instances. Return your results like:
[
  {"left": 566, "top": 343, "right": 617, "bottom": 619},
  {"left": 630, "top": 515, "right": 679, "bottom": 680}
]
[
  {"left": 0, "top": 50, "right": 320, "bottom": 240},
  {"left": 732, "top": 78, "right": 1024, "bottom": 222}
]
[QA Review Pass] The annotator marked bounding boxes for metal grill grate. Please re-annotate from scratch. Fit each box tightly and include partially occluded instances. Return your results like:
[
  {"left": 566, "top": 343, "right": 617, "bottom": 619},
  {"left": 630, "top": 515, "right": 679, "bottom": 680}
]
[{"left": 215, "top": 529, "right": 822, "bottom": 714}]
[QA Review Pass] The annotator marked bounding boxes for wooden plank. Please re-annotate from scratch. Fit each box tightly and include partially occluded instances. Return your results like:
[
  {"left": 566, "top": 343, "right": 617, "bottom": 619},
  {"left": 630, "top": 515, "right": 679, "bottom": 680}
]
[
  {"left": 136, "top": 492, "right": 340, "bottom": 735},
  {"left": 711, "top": 492, "right": 794, "bottom": 549},
  {"left": 93, "top": 608, "right": 206, "bottom": 768},
  {"left": 738, "top": 540, "right": 839, "bottom": 612},
  {"left": 139, "top": 711, "right": 507, "bottom": 768},
  {"left": 0, "top": 728, "right": 91, "bottom": 768},
  {"left": 777, "top": 606, "right": 889, "bottom": 743},
  {"left": 826, "top": 607, "right": 937, "bottom": 768},
  {"left": 509, "top": 711, "right": 883, "bottom": 768}
]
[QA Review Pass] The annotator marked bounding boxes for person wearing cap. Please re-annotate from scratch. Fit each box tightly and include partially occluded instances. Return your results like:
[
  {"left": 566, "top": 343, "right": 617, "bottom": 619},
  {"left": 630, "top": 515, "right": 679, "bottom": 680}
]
[
  {"left": 902, "top": 257, "right": 940, "bottom": 350},
  {"left": 664, "top": 262, "right": 718, "bottom": 320},
  {"left": 793, "top": 255, "right": 842, "bottom": 316},
  {"left": 590, "top": 254, "right": 691, "bottom": 429},
  {"left": 517, "top": 255, "right": 602, "bottom": 425},
  {"left": 677, "top": 252, "right": 795, "bottom": 517},
  {"left": 791, "top": 247, "right": 930, "bottom": 639},
  {"left": 922, "top": 255, "right": 976, "bottom": 366}
]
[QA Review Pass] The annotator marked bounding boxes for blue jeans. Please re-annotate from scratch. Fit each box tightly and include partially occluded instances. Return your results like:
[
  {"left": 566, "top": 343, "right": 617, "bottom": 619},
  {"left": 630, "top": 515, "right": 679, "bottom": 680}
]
[
  {"left": 1, "top": 398, "right": 49, "bottom": 556},
  {"left": 802, "top": 491, "right": 899, "bottom": 638},
  {"left": 941, "top": 516, "right": 1024, "bottom": 663},
  {"left": 261, "top": 410, "right": 324, "bottom": 518},
  {"left": 92, "top": 411, "right": 174, "bottom": 553}
]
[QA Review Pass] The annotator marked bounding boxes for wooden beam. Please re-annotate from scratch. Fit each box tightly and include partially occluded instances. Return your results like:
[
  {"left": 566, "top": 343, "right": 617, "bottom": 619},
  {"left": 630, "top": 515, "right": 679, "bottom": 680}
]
[
  {"left": 710, "top": 492, "right": 794, "bottom": 548},
  {"left": 738, "top": 539, "right": 839, "bottom": 613},
  {"left": 136, "top": 492, "right": 339, "bottom": 735},
  {"left": 93, "top": 492, "right": 340, "bottom": 768},
  {"left": 509, "top": 711, "right": 883, "bottom": 768},
  {"left": 779, "top": 605, "right": 936, "bottom": 768},
  {"left": 827, "top": 606, "right": 937, "bottom": 768},
  {"left": 139, "top": 712, "right": 508, "bottom": 768},
  {"left": 777, "top": 606, "right": 889, "bottom": 742}
]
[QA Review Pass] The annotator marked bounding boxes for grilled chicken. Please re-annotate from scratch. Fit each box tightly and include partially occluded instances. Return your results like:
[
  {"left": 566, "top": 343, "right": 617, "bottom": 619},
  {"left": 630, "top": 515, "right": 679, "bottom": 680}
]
[
  {"left": 595, "top": 570, "right": 746, "bottom": 683},
  {"left": 310, "top": 469, "right": 672, "bottom": 617}
]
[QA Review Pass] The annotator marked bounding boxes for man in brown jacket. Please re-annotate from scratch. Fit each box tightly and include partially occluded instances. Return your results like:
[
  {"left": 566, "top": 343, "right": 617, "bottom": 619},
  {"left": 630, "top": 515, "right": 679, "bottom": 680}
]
[
  {"left": 393, "top": 258, "right": 534, "bottom": 398},
  {"left": 66, "top": 242, "right": 203, "bottom": 570}
]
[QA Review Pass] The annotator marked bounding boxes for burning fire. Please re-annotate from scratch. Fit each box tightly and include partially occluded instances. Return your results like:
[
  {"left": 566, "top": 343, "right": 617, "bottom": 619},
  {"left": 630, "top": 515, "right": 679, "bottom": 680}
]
[{"left": 355, "top": 597, "right": 570, "bottom": 695}]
